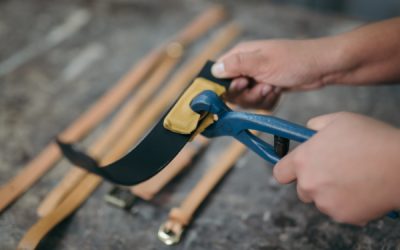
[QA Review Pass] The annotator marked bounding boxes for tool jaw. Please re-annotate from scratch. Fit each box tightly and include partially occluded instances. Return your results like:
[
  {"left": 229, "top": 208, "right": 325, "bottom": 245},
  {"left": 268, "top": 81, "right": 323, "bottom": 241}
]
[{"left": 190, "top": 90, "right": 317, "bottom": 164}]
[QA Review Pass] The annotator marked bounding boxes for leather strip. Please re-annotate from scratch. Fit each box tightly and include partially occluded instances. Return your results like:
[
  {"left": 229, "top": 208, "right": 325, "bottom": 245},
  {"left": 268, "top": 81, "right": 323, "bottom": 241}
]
[
  {"left": 17, "top": 23, "right": 240, "bottom": 250},
  {"left": 168, "top": 141, "right": 248, "bottom": 226},
  {"left": 35, "top": 5, "right": 227, "bottom": 217}
]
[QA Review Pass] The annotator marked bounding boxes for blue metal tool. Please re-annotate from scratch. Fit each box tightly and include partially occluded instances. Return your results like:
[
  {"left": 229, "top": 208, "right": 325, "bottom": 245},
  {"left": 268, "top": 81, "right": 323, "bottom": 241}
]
[
  {"left": 190, "top": 90, "right": 316, "bottom": 164},
  {"left": 191, "top": 90, "right": 399, "bottom": 219}
]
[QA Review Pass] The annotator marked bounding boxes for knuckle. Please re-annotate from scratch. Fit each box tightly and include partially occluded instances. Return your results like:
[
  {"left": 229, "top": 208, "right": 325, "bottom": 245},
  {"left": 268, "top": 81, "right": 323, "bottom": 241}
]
[
  {"left": 236, "top": 53, "right": 246, "bottom": 67},
  {"left": 296, "top": 185, "right": 312, "bottom": 203},
  {"left": 297, "top": 178, "right": 315, "bottom": 194},
  {"left": 226, "top": 53, "right": 244, "bottom": 72}
]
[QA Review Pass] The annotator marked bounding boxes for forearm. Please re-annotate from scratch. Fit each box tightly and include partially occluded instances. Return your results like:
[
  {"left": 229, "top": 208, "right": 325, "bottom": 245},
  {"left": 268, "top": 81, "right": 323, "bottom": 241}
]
[{"left": 321, "top": 17, "right": 400, "bottom": 86}]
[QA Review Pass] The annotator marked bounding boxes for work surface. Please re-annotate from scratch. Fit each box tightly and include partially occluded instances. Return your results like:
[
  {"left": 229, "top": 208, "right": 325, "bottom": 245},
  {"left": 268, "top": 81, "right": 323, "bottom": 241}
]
[{"left": 1, "top": 1, "right": 400, "bottom": 249}]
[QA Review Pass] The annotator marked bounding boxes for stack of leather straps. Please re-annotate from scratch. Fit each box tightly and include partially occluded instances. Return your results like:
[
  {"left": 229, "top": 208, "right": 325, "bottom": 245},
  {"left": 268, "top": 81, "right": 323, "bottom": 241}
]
[
  {"left": 0, "top": 4, "right": 226, "bottom": 215},
  {"left": 15, "top": 6, "right": 243, "bottom": 250},
  {"left": 36, "top": 3, "right": 228, "bottom": 216}
]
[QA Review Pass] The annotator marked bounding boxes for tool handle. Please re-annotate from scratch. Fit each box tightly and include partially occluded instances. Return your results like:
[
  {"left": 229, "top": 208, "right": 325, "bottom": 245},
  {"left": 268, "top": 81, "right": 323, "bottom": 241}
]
[
  {"left": 221, "top": 111, "right": 314, "bottom": 164},
  {"left": 191, "top": 90, "right": 315, "bottom": 163},
  {"left": 230, "top": 112, "right": 316, "bottom": 143}
]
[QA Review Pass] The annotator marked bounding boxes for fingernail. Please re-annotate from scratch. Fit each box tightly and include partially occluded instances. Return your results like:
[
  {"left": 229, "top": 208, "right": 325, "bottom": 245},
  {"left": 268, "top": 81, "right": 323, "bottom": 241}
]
[
  {"left": 236, "top": 79, "right": 248, "bottom": 91},
  {"left": 211, "top": 62, "right": 225, "bottom": 77},
  {"left": 229, "top": 81, "right": 237, "bottom": 91},
  {"left": 261, "top": 85, "right": 272, "bottom": 96}
]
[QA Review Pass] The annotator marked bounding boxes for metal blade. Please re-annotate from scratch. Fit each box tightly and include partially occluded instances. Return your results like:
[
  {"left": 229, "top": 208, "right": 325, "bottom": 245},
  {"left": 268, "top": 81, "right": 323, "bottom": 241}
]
[{"left": 57, "top": 61, "right": 231, "bottom": 185}]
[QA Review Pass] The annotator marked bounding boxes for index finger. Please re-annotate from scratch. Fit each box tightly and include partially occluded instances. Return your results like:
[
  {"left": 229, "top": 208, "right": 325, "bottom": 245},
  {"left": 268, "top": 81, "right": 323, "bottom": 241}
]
[{"left": 273, "top": 152, "right": 297, "bottom": 184}]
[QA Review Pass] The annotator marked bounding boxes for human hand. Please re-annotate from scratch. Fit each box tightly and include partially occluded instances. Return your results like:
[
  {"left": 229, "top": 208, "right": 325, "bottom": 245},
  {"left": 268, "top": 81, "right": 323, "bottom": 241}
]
[
  {"left": 273, "top": 112, "right": 400, "bottom": 225},
  {"left": 212, "top": 39, "right": 340, "bottom": 109}
]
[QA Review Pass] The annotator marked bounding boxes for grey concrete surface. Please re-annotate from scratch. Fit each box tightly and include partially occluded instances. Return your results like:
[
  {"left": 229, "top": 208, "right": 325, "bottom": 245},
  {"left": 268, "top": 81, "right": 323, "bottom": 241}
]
[{"left": 1, "top": 1, "right": 400, "bottom": 249}]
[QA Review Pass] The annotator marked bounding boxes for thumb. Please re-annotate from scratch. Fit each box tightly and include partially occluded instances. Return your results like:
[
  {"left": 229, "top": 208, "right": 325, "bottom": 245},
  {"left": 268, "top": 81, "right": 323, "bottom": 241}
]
[
  {"left": 211, "top": 51, "right": 262, "bottom": 78},
  {"left": 307, "top": 112, "right": 344, "bottom": 131}
]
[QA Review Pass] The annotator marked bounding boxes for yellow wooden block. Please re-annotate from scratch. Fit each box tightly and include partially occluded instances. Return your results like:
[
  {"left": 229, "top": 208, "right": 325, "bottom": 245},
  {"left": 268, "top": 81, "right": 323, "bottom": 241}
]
[{"left": 164, "top": 77, "right": 226, "bottom": 134}]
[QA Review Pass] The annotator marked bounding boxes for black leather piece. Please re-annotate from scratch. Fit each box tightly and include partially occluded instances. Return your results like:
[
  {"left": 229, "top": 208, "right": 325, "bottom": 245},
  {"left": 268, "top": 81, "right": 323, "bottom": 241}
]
[{"left": 58, "top": 61, "right": 231, "bottom": 185}]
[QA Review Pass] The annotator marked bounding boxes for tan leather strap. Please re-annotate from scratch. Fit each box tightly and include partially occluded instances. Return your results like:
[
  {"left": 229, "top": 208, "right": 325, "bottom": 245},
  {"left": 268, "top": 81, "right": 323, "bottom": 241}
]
[
  {"left": 158, "top": 115, "right": 273, "bottom": 245},
  {"left": 18, "top": 23, "right": 240, "bottom": 250},
  {"left": 131, "top": 136, "right": 209, "bottom": 200},
  {"left": 37, "top": 53, "right": 180, "bottom": 217},
  {"left": 157, "top": 141, "right": 247, "bottom": 245},
  {"left": 171, "top": 142, "right": 247, "bottom": 224},
  {"left": 35, "top": 5, "right": 226, "bottom": 217}
]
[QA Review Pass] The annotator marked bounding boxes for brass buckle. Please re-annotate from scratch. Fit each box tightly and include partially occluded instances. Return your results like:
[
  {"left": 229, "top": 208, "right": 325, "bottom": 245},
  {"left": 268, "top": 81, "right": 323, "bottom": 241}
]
[
  {"left": 158, "top": 222, "right": 183, "bottom": 245},
  {"left": 104, "top": 186, "right": 136, "bottom": 209}
]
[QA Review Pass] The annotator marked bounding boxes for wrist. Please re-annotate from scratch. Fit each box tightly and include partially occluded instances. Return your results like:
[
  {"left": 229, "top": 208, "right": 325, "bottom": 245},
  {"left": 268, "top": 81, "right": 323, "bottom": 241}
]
[
  {"left": 313, "top": 35, "right": 357, "bottom": 86},
  {"left": 389, "top": 128, "right": 400, "bottom": 209},
  {"left": 317, "top": 18, "right": 400, "bottom": 86}
]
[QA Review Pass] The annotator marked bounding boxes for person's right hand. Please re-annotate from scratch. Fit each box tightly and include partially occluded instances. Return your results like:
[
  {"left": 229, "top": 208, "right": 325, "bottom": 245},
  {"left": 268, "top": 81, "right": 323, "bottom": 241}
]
[
  {"left": 273, "top": 112, "right": 400, "bottom": 225},
  {"left": 212, "top": 39, "right": 341, "bottom": 109}
]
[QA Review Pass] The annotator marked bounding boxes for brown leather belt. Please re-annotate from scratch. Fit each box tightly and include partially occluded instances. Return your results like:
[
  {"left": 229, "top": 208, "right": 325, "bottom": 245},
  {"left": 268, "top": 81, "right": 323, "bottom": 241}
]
[{"left": 17, "top": 22, "right": 240, "bottom": 250}]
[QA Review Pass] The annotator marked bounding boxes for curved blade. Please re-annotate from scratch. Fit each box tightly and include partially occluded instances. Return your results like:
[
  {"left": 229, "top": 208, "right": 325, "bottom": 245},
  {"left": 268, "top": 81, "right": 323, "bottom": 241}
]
[
  {"left": 57, "top": 61, "right": 231, "bottom": 186},
  {"left": 57, "top": 118, "right": 190, "bottom": 185}
]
